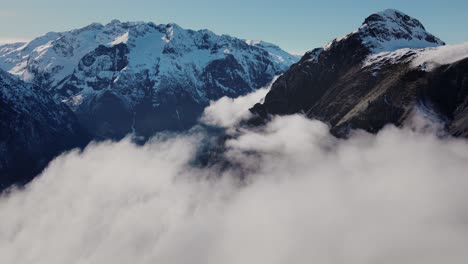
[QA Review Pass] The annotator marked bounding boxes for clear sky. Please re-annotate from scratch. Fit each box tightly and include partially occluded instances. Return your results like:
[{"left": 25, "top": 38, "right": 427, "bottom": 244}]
[{"left": 1, "top": 0, "right": 467, "bottom": 54}]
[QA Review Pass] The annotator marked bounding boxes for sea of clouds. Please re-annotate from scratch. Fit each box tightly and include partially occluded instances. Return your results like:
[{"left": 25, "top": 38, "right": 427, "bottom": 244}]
[{"left": 1, "top": 83, "right": 468, "bottom": 264}]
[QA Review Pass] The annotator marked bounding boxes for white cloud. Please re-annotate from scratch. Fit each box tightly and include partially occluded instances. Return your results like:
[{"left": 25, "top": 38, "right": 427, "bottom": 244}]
[
  {"left": 411, "top": 42, "right": 468, "bottom": 71},
  {"left": 1, "top": 95, "right": 468, "bottom": 263},
  {"left": 289, "top": 51, "right": 306, "bottom": 57},
  {"left": 201, "top": 77, "right": 276, "bottom": 128},
  {"left": 0, "top": 37, "right": 30, "bottom": 45}
]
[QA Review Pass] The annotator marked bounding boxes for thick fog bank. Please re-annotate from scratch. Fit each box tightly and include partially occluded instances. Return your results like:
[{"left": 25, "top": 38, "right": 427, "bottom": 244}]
[{"left": 1, "top": 88, "right": 468, "bottom": 264}]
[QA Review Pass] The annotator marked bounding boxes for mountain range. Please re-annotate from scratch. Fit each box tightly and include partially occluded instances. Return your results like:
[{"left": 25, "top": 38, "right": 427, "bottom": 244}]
[
  {"left": 1, "top": 9, "right": 468, "bottom": 189},
  {"left": 0, "top": 21, "right": 297, "bottom": 188},
  {"left": 0, "top": 21, "right": 298, "bottom": 140}
]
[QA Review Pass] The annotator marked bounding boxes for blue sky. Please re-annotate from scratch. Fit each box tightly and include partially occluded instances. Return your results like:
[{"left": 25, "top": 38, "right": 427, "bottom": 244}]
[{"left": 1, "top": 0, "right": 467, "bottom": 53}]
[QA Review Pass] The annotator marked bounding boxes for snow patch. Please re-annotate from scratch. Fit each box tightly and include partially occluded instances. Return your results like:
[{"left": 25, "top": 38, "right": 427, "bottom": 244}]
[
  {"left": 363, "top": 48, "right": 416, "bottom": 68},
  {"left": 363, "top": 42, "right": 468, "bottom": 72},
  {"left": 64, "top": 94, "right": 84, "bottom": 109},
  {"left": 245, "top": 39, "right": 262, "bottom": 46},
  {"left": 304, "top": 48, "right": 324, "bottom": 63},
  {"left": 110, "top": 32, "right": 129, "bottom": 46}
]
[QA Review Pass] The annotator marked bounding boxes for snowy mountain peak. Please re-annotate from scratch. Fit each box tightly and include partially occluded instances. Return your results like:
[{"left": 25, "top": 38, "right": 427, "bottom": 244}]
[
  {"left": 363, "top": 9, "right": 425, "bottom": 29},
  {"left": 322, "top": 9, "right": 444, "bottom": 54},
  {"left": 359, "top": 9, "right": 445, "bottom": 53}
]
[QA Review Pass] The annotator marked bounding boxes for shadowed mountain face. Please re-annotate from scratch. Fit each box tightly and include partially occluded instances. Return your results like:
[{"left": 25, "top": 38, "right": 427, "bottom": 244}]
[
  {"left": 0, "top": 21, "right": 298, "bottom": 140},
  {"left": 0, "top": 70, "right": 89, "bottom": 189},
  {"left": 251, "top": 9, "right": 468, "bottom": 137}
]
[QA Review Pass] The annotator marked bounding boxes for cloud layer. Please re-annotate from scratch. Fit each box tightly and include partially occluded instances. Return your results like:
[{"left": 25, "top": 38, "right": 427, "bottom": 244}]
[
  {"left": 201, "top": 76, "right": 275, "bottom": 128},
  {"left": 0, "top": 37, "right": 30, "bottom": 45},
  {"left": 1, "top": 90, "right": 468, "bottom": 264}
]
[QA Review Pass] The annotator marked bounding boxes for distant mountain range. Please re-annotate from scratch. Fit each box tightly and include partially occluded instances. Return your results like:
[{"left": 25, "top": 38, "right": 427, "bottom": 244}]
[
  {"left": 0, "top": 21, "right": 298, "bottom": 140},
  {"left": 0, "top": 21, "right": 297, "bottom": 188},
  {"left": 252, "top": 9, "right": 468, "bottom": 137}
]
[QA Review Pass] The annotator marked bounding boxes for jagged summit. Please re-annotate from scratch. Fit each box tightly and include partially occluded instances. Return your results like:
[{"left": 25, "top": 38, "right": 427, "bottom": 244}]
[
  {"left": 362, "top": 9, "right": 426, "bottom": 29},
  {"left": 322, "top": 9, "right": 444, "bottom": 55},
  {"left": 0, "top": 20, "right": 297, "bottom": 88},
  {"left": 359, "top": 9, "right": 445, "bottom": 52}
]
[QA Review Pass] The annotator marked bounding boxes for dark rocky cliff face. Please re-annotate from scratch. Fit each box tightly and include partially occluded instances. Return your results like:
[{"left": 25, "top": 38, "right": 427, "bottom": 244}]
[
  {"left": 426, "top": 59, "right": 468, "bottom": 137},
  {"left": 0, "top": 70, "right": 89, "bottom": 189},
  {"left": 251, "top": 10, "right": 467, "bottom": 137}
]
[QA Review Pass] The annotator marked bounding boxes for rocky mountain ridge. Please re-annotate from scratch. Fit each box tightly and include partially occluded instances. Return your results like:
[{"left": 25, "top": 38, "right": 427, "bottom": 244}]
[{"left": 251, "top": 9, "right": 468, "bottom": 137}]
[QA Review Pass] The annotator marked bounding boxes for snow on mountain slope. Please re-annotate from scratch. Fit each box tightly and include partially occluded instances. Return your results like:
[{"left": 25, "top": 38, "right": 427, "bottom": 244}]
[
  {"left": 245, "top": 40, "right": 300, "bottom": 67},
  {"left": 0, "top": 42, "right": 27, "bottom": 57},
  {"left": 251, "top": 9, "right": 468, "bottom": 137},
  {"left": 363, "top": 42, "right": 468, "bottom": 71},
  {"left": 323, "top": 9, "right": 444, "bottom": 54},
  {"left": 359, "top": 9, "right": 444, "bottom": 53},
  {"left": 308, "top": 9, "right": 451, "bottom": 72},
  {"left": 1, "top": 26, "right": 101, "bottom": 85},
  {"left": 0, "top": 21, "right": 296, "bottom": 92},
  {"left": 0, "top": 21, "right": 298, "bottom": 139}
]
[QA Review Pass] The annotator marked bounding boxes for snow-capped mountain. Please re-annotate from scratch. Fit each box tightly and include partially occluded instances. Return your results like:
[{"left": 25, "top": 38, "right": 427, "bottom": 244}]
[
  {"left": 0, "top": 21, "right": 298, "bottom": 139},
  {"left": 0, "top": 42, "right": 26, "bottom": 57},
  {"left": 0, "top": 69, "right": 89, "bottom": 189},
  {"left": 349, "top": 9, "right": 443, "bottom": 52},
  {"left": 303, "top": 9, "right": 445, "bottom": 64},
  {"left": 252, "top": 9, "right": 468, "bottom": 137}
]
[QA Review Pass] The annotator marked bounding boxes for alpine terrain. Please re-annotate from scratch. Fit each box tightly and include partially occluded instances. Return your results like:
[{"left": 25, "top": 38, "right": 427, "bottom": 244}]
[
  {"left": 0, "top": 21, "right": 298, "bottom": 140},
  {"left": 0, "top": 21, "right": 297, "bottom": 189},
  {"left": 251, "top": 9, "right": 468, "bottom": 137}
]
